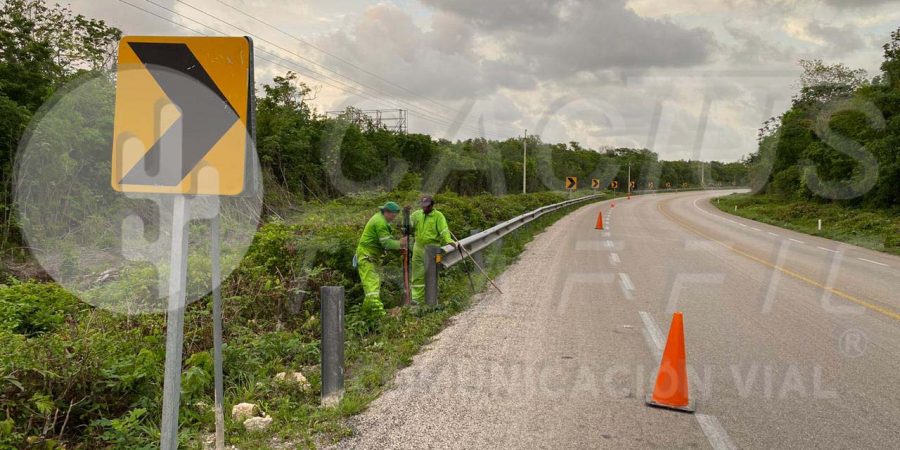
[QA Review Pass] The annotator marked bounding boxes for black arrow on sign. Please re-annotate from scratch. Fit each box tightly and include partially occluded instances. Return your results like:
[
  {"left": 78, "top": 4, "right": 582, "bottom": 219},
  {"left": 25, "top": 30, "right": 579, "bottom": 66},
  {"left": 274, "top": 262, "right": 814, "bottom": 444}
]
[{"left": 120, "top": 42, "right": 240, "bottom": 187}]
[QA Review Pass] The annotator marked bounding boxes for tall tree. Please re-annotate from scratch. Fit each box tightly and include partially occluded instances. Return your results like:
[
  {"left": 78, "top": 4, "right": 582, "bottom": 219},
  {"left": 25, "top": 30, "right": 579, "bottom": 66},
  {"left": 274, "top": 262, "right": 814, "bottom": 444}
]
[{"left": 0, "top": 0, "right": 120, "bottom": 246}]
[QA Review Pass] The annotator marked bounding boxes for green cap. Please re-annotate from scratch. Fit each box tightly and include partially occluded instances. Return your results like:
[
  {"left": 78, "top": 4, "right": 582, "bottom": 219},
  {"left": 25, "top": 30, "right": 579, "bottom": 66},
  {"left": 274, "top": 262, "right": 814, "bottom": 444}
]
[{"left": 381, "top": 201, "right": 401, "bottom": 213}]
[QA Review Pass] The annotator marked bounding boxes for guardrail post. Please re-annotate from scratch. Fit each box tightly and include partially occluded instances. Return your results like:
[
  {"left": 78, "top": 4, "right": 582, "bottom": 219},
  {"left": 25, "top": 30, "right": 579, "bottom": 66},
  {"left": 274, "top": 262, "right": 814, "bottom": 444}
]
[
  {"left": 425, "top": 245, "right": 440, "bottom": 306},
  {"left": 469, "top": 229, "right": 484, "bottom": 269},
  {"left": 321, "top": 286, "right": 344, "bottom": 407}
]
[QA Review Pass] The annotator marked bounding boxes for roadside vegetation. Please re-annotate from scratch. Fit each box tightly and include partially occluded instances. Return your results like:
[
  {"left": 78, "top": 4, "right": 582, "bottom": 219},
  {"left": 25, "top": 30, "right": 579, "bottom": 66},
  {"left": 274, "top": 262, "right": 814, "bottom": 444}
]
[
  {"left": 730, "top": 28, "right": 900, "bottom": 251},
  {"left": 1, "top": 190, "right": 597, "bottom": 448},
  {"left": 714, "top": 193, "right": 899, "bottom": 255}
]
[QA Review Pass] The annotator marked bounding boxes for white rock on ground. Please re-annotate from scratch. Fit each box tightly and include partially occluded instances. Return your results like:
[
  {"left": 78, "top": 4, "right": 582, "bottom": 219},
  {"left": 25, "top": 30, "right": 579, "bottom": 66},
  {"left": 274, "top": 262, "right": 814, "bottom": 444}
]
[
  {"left": 243, "top": 415, "right": 273, "bottom": 432},
  {"left": 275, "top": 371, "right": 311, "bottom": 390},
  {"left": 231, "top": 402, "right": 257, "bottom": 422}
]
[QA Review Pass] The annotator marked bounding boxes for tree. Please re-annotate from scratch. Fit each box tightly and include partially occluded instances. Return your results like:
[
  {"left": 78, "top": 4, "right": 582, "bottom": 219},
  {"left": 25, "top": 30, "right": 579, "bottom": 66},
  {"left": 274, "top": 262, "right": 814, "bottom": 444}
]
[
  {"left": 748, "top": 27, "right": 900, "bottom": 208},
  {"left": 0, "top": 0, "right": 120, "bottom": 246},
  {"left": 255, "top": 72, "right": 327, "bottom": 200},
  {"left": 795, "top": 59, "right": 867, "bottom": 107},
  {"left": 880, "top": 27, "right": 900, "bottom": 89}
]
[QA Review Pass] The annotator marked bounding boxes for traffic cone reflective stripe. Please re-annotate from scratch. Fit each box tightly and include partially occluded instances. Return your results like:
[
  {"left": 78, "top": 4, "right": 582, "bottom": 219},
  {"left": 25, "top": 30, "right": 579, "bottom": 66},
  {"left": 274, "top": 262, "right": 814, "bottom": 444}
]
[
  {"left": 595, "top": 211, "right": 604, "bottom": 230},
  {"left": 646, "top": 312, "right": 694, "bottom": 412}
]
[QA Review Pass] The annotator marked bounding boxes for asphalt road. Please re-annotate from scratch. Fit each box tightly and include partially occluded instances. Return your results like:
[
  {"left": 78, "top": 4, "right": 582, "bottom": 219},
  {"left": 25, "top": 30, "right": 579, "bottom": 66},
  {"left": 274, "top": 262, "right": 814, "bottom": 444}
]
[{"left": 335, "top": 190, "right": 900, "bottom": 449}]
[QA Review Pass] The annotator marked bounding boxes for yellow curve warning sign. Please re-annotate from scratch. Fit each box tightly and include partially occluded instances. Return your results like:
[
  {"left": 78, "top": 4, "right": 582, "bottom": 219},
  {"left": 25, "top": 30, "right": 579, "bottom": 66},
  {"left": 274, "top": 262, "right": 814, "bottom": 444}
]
[
  {"left": 111, "top": 36, "right": 253, "bottom": 195},
  {"left": 565, "top": 177, "right": 577, "bottom": 190}
]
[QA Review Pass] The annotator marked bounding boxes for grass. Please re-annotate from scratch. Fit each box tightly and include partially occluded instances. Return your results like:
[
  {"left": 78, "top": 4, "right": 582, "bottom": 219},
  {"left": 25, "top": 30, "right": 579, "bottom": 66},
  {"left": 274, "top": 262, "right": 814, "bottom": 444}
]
[
  {"left": 713, "top": 193, "right": 900, "bottom": 256},
  {"left": 0, "top": 190, "right": 603, "bottom": 449},
  {"left": 224, "top": 199, "right": 598, "bottom": 449}
]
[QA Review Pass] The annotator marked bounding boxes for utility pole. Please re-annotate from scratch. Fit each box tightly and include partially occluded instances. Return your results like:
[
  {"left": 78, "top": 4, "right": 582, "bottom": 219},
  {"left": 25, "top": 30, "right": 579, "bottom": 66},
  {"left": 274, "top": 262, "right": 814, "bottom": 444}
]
[
  {"left": 700, "top": 161, "right": 704, "bottom": 187},
  {"left": 627, "top": 162, "right": 631, "bottom": 194},
  {"left": 522, "top": 129, "right": 527, "bottom": 194}
]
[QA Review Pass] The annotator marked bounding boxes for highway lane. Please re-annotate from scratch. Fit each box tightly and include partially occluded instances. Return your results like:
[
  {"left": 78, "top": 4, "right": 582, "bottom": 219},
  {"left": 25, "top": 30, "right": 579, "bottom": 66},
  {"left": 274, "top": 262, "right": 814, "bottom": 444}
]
[{"left": 336, "top": 190, "right": 900, "bottom": 449}]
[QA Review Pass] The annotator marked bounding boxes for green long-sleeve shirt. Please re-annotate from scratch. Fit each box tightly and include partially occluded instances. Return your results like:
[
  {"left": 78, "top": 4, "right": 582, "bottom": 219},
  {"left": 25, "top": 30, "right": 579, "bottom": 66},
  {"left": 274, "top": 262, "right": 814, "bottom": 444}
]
[
  {"left": 410, "top": 209, "right": 453, "bottom": 249},
  {"left": 356, "top": 212, "right": 400, "bottom": 258}
]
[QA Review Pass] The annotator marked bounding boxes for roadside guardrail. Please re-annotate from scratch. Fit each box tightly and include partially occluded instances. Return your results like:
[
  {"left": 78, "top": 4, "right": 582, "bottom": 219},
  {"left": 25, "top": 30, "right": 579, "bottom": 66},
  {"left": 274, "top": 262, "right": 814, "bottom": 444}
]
[{"left": 422, "top": 193, "right": 605, "bottom": 305}]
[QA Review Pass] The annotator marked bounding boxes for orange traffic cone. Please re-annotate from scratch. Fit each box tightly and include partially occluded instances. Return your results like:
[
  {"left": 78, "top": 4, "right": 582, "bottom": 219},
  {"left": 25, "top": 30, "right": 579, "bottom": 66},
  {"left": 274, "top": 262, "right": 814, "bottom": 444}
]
[
  {"left": 595, "top": 211, "right": 604, "bottom": 229},
  {"left": 646, "top": 312, "right": 694, "bottom": 412}
]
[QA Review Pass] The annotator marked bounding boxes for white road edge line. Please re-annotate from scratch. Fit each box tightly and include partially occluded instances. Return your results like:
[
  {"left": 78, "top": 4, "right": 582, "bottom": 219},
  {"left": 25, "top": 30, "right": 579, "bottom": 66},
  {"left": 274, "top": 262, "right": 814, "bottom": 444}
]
[
  {"left": 789, "top": 238, "right": 805, "bottom": 244},
  {"left": 619, "top": 273, "right": 635, "bottom": 290},
  {"left": 609, "top": 253, "right": 621, "bottom": 265},
  {"left": 767, "top": 232, "right": 778, "bottom": 237},
  {"left": 618, "top": 273, "right": 635, "bottom": 300},
  {"left": 638, "top": 311, "right": 664, "bottom": 354},
  {"left": 818, "top": 246, "right": 839, "bottom": 253},
  {"left": 696, "top": 414, "right": 738, "bottom": 450},
  {"left": 858, "top": 257, "right": 888, "bottom": 267}
]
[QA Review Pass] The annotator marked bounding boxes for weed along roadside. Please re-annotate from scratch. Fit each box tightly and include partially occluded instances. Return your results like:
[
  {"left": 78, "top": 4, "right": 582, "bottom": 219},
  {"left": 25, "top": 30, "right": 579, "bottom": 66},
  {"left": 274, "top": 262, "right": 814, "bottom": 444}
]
[
  {"left": 713, "top": 193, "right": 900, "bottom": 256},
  {"left": 294, "top": 192, "right": 605, "bottom": 448},
  {"left": 0, "top": 190, "right": 602, "bottom": 449}
]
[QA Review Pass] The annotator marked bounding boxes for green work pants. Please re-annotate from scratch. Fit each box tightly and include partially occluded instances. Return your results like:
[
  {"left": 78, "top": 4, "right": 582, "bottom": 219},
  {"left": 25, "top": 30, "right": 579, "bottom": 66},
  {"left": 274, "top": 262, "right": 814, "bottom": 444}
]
[{"left": 357, "top": 254, "right": 385, "bottom": 317}]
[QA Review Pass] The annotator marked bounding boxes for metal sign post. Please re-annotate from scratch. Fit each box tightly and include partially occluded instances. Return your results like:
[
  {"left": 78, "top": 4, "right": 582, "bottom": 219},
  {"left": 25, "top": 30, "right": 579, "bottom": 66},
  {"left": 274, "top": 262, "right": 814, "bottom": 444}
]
[
  {"left": 160, "top": 195, "right": 190, "bottom": 450},
  {"left": 211, "top": 210, "right": 225, "bottom": 450}
]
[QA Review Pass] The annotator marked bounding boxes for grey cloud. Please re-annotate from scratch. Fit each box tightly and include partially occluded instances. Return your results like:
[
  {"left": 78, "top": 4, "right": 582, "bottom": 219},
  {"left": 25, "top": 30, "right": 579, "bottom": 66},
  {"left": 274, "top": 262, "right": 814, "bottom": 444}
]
[
  {"left": 510, "top": 2, "right": 715, "bottom": 75},
  {"left": 724, "top": 23, "right": 795, "bottom": 65},
  {"left": 821, "top": 0, "right": 897, "bottom": 8},
  {"left": 419, "top": 0, "right": 562, "bottom": 30},
  {"left": 425, "top": 0, "right": 716, "bottom": 74},
  {"left": 309, "top": 0, "right": 719, "bottom": 107},
  {"left": 316, "top": 4, "right": 490, "bottom": 100},
  {"left": 805, "top": 22, "right": 867, "bottom": 56},
  {"left": 68, "top": 0, "right": 186, "bottom": 35},
  {"left": 429, "top": 11, "right": 476, "bottom": 56}
]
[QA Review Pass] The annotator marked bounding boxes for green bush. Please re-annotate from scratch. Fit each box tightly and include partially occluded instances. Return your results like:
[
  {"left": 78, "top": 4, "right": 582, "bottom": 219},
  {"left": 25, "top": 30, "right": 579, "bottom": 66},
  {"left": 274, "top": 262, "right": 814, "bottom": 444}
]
[{"left": 0, "top": 280, "right": 85, "bottom": 336}]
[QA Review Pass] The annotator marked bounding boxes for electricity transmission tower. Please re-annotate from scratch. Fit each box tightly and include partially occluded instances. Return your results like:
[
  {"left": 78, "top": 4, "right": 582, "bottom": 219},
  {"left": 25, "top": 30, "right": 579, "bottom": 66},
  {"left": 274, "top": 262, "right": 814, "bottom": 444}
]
[{"left": 327, "top": 108, "right": 408, "bottom": 133}]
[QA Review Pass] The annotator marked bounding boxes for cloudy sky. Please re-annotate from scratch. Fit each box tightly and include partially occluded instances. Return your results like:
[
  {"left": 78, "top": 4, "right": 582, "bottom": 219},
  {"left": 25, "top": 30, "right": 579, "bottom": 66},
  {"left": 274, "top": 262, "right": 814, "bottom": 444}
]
[{"left": 71, "top": 0, "right": 900, "bottom": 161}]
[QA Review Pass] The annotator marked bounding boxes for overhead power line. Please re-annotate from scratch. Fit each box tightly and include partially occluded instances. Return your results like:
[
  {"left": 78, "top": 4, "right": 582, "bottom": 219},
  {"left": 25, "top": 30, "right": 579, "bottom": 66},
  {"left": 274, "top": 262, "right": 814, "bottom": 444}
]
[
  {"left": 117, "top": 0, "right": 511, "bottom": 139},
  {"left": 212, "top": 0, "right": 455, "bottom": 114},
  {"left": 173, "top": 0, "right": 504, "bottom": 137}
]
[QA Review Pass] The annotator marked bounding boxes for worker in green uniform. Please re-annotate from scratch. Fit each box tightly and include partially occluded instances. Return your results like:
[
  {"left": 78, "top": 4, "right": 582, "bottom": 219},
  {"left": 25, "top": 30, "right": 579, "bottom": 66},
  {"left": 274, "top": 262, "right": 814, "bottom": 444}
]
[
  {"left": 355, "top": 202, "right": 407, "bottom": 318},
  {"left": 410, "top": 195, "right": 454, "bottom": 304}
]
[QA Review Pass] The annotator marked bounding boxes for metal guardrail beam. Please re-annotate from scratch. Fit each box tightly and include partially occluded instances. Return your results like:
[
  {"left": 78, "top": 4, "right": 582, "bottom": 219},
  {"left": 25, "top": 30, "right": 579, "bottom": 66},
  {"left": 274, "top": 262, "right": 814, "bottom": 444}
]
[
  {"left": 438, "top": 193, "right": 605, "bottom": 269},
  {"left": 631, "top": 186, "right": 749, "bottom": 195}
]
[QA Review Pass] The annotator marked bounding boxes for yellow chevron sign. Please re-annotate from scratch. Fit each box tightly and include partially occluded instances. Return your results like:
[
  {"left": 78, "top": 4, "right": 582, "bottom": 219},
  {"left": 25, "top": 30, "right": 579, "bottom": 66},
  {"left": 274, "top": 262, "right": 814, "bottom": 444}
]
[
  {"left": 565, "top": 177, "right": 577, "bottom": 190},
  {"left": 111, "top": 36, "right": 253, "bottom": 195},
  {"left": 591, "top": 179, "right": 600, "bottom": 189}
]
